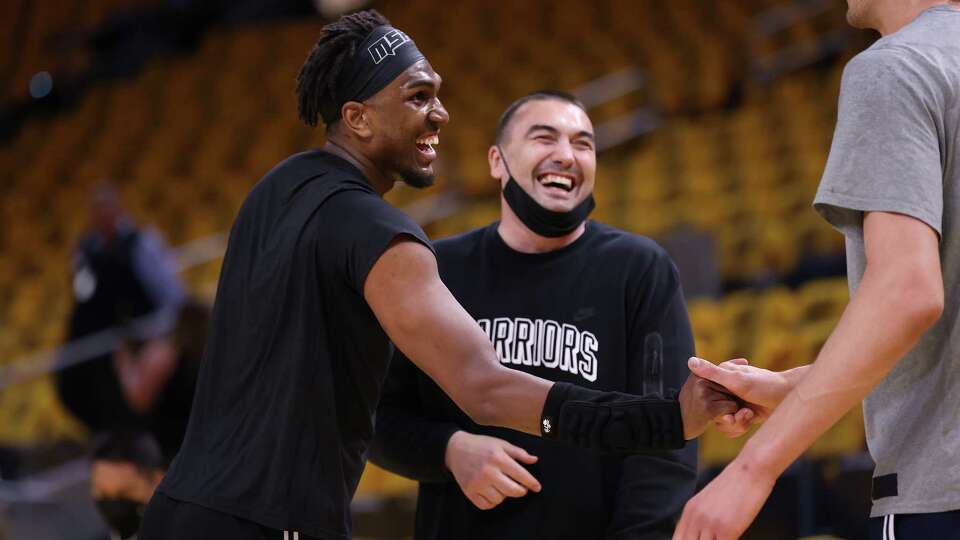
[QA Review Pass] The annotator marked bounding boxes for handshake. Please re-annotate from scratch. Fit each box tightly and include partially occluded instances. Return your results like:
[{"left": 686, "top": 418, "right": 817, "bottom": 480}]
[
  {"left": 679, "top": 356, "right": 794, "bottom": 440},
  {"left": 446, "top": 357, "right": 799, "bottom": 510}
]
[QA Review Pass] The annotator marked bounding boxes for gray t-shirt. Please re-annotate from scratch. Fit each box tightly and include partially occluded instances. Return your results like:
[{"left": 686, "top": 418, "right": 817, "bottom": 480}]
[{"left": 813, "top": 5, "right": 960, "bottom": 517}]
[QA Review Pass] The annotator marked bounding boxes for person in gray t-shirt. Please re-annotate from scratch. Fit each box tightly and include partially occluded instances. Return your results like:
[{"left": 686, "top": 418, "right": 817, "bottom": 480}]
[{"left": 674, "top": 2, "right": 960, "bottom": 539}]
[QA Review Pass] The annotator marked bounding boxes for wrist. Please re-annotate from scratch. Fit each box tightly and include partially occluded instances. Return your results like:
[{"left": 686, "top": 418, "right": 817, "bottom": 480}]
[
  {"left": 443, "top": 430, "right": 467, "bottom": 471},
  {"left": 736, "top": 437, "right": 785, "bottom": 483}
]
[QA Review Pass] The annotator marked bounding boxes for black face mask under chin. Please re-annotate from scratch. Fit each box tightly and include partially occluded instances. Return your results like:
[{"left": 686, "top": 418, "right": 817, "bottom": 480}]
[
  {"left": 497, "top": 148, "right": 595, "bottom": 238},
  {"left": 96, "top": 498, "right": 143, "bottom": 539}
]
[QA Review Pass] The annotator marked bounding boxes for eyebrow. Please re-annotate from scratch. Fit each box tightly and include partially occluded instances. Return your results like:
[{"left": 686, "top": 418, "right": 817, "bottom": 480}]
[
  {"left": 402, "top": 75, "right": 440, "bottom": 90},
  {"left": 526, "top": 124, "right": 595, "bottom": 140}
]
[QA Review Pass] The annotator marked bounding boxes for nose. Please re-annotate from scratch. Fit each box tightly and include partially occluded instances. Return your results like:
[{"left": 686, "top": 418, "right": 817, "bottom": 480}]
[
  {"left": 429, "top": 98, "right": 450, "bottom": 126},
  {"left": 551, "top": 139, "right": 575, "bottom": 169}
]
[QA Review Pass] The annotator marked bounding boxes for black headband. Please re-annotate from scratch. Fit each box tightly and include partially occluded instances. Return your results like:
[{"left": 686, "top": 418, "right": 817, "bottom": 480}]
[{"left": 321, "top": 25, "right": 426, "bottom": 124}]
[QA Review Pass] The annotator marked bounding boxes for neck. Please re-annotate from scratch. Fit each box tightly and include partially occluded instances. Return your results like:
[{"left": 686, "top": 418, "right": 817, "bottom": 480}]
[
  {"left": 876, "top": 0, "right": 951, "bottom": 35},
  {"left": 322, "top": 137, "right": 394, "bottom": 195},
  {"left": 497, "top": 198, "right": 586, "bottom": 254}
]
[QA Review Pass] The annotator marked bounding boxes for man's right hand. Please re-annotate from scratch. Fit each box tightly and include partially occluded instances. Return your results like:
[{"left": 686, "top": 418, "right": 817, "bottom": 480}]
[
  {"left": 444, "top": 431, "right": 541, "bottom": 510},
  {"left": 687, "top": 357, "right": 799, "bottom": 410},
  {"left": 678, "top": 374, "right": 741, "bottom": 439}
]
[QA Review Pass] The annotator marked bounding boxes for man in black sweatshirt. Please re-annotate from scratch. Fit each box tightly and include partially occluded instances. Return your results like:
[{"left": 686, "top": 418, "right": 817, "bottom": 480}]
[{"left": 371, "top": 91, "right": 746, "bottom": 539}]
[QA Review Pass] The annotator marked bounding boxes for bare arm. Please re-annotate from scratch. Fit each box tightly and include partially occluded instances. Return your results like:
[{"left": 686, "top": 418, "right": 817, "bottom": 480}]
[
  {"left": 742, "top": 212, "right": 942, "bottom": 475},
  {"left": 364, "top": 238, "right": 552, "bottom": 435},
  {"left": 113, "top": 338, "right": 178, "bottom": 414},
  {"left": 675, "top": 212, "right": 943, "bottom": 539}
]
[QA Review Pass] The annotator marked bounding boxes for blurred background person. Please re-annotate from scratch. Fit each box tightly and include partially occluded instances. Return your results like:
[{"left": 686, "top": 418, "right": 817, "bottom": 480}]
[
  {"left": 90, "top": 431, "right": 167, "bottom": 540},
  {"left": 55, "top": 183, "right": 185, "bottom": 437}
]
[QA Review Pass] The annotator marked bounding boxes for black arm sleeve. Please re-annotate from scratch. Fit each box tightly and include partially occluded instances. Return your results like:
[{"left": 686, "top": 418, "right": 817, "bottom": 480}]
[
  {"left": 369, "top": 350, "right": 460, "bottom": 483},
  {"left": 606, "top": 250, "right": 698, "bottom": 539}
]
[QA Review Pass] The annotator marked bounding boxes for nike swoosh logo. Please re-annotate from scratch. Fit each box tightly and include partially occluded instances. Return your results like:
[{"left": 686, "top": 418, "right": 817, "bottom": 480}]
[{"left": 573, "top": 308, "right": 596, "bottom": 322}]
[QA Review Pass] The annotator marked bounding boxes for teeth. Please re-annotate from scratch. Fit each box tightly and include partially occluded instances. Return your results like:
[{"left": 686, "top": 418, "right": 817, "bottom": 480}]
[
  {"left": 539, "top": 174, "right": 573, "bottom": 189},
  {"left": 416, "top": 135, "right": 439, "bottom": 145}
]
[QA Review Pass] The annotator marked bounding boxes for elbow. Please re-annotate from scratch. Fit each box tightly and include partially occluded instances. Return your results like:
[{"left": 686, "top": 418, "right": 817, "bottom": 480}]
[
  {"left": 896, "top": 274, "right": 944, "bottom": 333},
  {"left": 472, "top": 400, "right": 503, "bottom": 427},
  {"left": 456, "top": 371, "right": 505, "bottom": 427},
  {"left": 914, "top": 291, "right": 944, "bottom": 330},
  {"left": 461, "top": 391, "right": 501, "bottom": 427}
]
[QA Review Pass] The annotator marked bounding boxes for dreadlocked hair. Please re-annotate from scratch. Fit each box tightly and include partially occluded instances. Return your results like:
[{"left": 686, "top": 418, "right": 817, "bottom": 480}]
[{"left": 296, "top": 9, "right": 390, "bottom": 127}]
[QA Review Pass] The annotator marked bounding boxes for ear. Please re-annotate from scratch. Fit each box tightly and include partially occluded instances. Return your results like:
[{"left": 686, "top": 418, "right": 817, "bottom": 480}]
[
  {"left": 340, "top": 101, "right": 373, "bottom": 139},
  {"left": 488, "top": 145, "right": 506, "bottom": 186}
]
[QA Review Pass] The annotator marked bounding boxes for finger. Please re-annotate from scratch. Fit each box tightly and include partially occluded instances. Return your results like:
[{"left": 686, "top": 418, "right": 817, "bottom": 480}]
[
  {"left": 715, "top": 414, "right": 735, "bottom": 425},
  {"left": 502, "top": 443, "right": 538, "bottom": 465},
  {"left": 500, "top": 455, "right": 542, "bottom": 493},
  {"left": 710, "top": 399, "right": 739, "bottom": 417},
  {"left": 719, "top": 358, "right": 749, "bottom": 368},
  {"left": 688, "top": 358, "right": 741, "bottom": 391},
  {"left": 493, "top": 471, "right": 528, "bottom": 498},
  {"left": 702, "top": 380, "right": 738, "bottom": 400},
  {"left": 674, "top": 507, "right": 690, "bottom": 540},
  {"left": 481, "top": 486, "right": 506, "bottom": 506},
  {"left": 734, "top": 408, "right": 754, "bottom": 424},
  {"left": 473, "top": 493, "right": 494, "bottom": 510}
]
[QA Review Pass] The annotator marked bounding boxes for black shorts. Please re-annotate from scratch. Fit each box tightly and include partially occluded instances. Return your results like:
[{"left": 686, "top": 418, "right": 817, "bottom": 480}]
[
  {"left": 868, "top": 510, "right": 960, "bottom": 540},
  {"left": 139, "top": 491, "right": 321, "bottom": 540}
]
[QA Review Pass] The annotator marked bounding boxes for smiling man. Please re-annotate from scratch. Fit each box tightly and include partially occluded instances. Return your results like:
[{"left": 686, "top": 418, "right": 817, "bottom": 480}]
[
  {"left": 371, "top": 91, "right": 744, "bottom": 539},
  {"left": 138, "top": 11, "right": 745, "bottom": 540}
]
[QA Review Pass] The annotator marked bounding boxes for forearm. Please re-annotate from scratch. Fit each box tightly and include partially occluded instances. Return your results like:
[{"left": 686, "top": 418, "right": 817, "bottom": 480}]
[
  {"left": 458, "top": 360, "right": 552, "bottom": 435},
  {"left": 738, "top": 267, "right": 940, "bottom": 477}
]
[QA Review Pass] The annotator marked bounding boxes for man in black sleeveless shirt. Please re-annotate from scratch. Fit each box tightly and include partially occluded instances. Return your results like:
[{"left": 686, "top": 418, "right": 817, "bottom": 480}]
[
  {"left": 140, "top": 11, "right": 750, "bottom": 540},
  {"left": 371, "top": 91, "right": 752, "bottom": 539}
]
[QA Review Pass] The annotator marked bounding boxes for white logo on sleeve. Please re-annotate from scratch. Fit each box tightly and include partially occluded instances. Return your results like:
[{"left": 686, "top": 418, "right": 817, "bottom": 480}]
[
  {"left": 367, "top": 29, "right": 411, "bottom": 65},
  {"left": 477, "top": 317, "right": 600, "bottom": 383}
]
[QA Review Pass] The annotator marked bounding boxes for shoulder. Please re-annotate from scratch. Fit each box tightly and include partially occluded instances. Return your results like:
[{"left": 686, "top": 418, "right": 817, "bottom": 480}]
[
  {"left": 432, "top": 226, "right": 488, "bottom": 260},
  {"left": 587, "top": 221, "right": 674, "bottom": 272},
  {"left": 842, "top": 41, "right": 943, "bottom": 96}
]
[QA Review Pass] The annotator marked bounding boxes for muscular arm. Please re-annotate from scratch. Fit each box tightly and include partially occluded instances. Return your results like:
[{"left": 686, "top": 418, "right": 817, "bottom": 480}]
[
  {"left": 364, "top": 238, "right": 552, "bottom": 435},
  {"left": 675, "top": 212, "right": 943, "bottom": 538}
]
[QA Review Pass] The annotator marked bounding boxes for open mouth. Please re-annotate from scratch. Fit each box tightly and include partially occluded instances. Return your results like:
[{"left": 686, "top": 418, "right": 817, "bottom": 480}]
[
  {"left": 536, "top": 173, "right": 575, "bottom": 192},
  {"left": 415, "top": 133, "right": 439, "bottom": 161}
]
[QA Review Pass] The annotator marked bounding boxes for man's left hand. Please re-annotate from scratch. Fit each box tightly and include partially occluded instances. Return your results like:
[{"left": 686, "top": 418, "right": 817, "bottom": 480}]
[{"left": 673, "top": 457, "right": 776, "bottom": 540}]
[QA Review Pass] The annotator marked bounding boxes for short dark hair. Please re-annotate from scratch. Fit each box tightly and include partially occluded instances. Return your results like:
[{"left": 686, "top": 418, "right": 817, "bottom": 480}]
[
  {"left": 295, "top": 9, "right": 390, "bottom": 127},
  {"left": 495, "top": 90, "right": 588, "bottom": 144},
  {"left": 92, "top": 431, "right": 166, "bottom": 472}
]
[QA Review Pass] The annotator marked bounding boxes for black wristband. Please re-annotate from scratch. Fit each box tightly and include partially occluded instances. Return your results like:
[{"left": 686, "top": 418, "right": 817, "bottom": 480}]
[{"left": 540, "top": 382, "right": 685, "bottom": 452}]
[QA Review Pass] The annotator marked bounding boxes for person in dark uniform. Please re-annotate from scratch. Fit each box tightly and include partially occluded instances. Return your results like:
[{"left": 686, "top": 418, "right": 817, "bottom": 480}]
[
  {"left": 140, "top": 11, "right": 750, "bottom": 540},
  {"left": 370, "top": 91, "right": 747, "bottom": 539}
]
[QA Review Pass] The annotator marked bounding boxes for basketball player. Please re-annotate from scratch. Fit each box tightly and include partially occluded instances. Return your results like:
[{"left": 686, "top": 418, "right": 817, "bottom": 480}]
[
  {"left": 675, "top": 2, "right": 960, "bottom": 538},
  {"left": 139, "top": 10, "right": 745, "bottom": 540},
  {"left": 371, "top": 90, "right": 751, "bottom": 539}
]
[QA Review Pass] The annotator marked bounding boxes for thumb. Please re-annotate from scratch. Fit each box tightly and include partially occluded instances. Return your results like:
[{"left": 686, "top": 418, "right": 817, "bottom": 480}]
[
  {"left": 688, "top": 357, "right": 738, "bottom": 389},
  {"left": 503, "top": 443, "right": 538, "bottom": 464}
]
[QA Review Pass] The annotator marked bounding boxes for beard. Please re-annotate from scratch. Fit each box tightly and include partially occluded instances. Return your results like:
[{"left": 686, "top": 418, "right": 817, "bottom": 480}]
[{"left": 398, "top": 167, "right": 435, "bottom": 189}]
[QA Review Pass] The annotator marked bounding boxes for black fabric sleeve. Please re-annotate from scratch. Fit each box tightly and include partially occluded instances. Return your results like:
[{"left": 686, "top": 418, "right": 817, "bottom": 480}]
[
  {"left": 540, "top": 382, "right": 684, "bottom": 452},
  {"left": 369, "top": 350, "right": 460, "bottom": 483},
  {"left": 606, "top": 248, "right": 698, "bottom": 539},
  {"left": 324, "top": 190, "right": 435, "bottom": 294}
]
